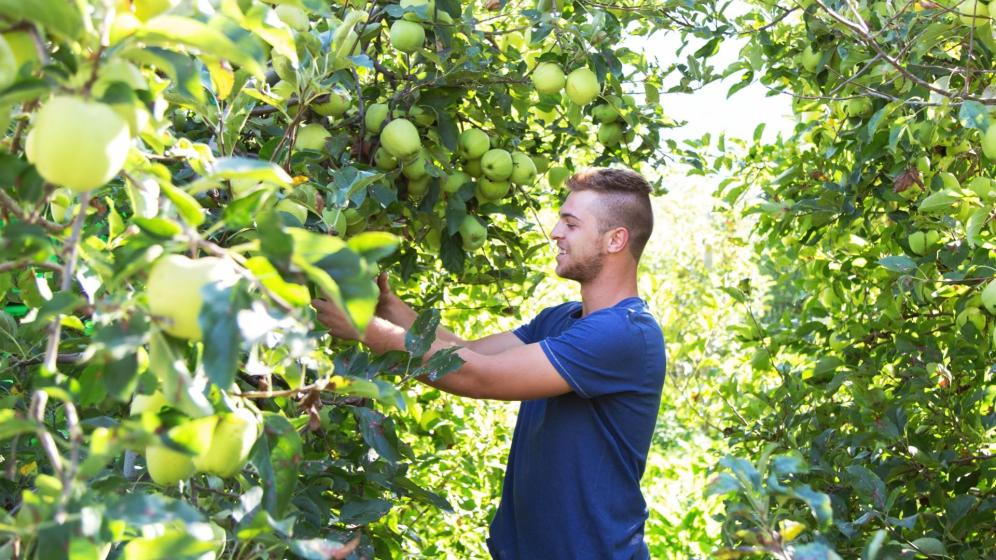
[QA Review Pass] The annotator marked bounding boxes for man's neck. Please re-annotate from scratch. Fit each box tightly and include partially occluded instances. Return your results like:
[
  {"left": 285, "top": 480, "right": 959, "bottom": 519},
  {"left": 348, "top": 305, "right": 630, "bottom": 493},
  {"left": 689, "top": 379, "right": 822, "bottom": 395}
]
[{"left": 578, "top": 265, "right": 639, "bottom": 317}]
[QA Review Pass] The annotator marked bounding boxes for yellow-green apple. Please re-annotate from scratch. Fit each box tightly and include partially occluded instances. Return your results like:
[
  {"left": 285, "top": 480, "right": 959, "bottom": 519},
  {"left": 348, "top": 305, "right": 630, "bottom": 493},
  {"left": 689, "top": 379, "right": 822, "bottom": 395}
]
[
  {"left": 565, "top": 68, "right": 600, "bottom": 105},
  {"left": 591, "top": 103, "right": 619, "bottom": 123},
  {"left": 147, "top": 255, "right": 236, "bottom": 340},
  {"left": 548, "top": 165, "right": 570, "bottom": 187},
  {"left": 798, "top": 45, "right": 820, "bottom": 72},
  {"left": 402, "top": 151, "right": 429, "bottom": 179},
  {"left": 982, "top": 124, "right": 996, "bottom": 159},
  {"left": 390, "top": 20, "right": 425, "bottom": 53},
  {"left": 478, "top": 177, "right": 510, "bottom": 200},
  {"left": 532, "top": 62, "right": 566, "bottom": 94},
  {"left": 380, "top": 118, "right": 422, "bottom": 160},
  {"left": 295, "top": 123, "right": 330, "bottom": 151},
  {"left": 146, "top": 445, "right": 196, "bottom": 485},
  {"left": 313, "top": 89, "right": 350, "bottom": 117},
  {"left": 845, "top": 97, "right": 873, "bottom": 117},
  {"left": 26, "top": 96, "right": 130, "bottom": 193},
  {"left": 459, "top": 215, "right": 487, "bottom": 251},
  {"left": 443, "top": 171, "right": 469, "bottom": 193},
  {"left": 510, "top": 151, "right": 537, "bottom": 184},
  {"left": 598, "top": 122, "right": 624, "bottom": 146},
  {"left": 481, "top": 148, "right": 513, "bottom": 181},
  {"left": 408, "top": 175, "right": 431, "bottom": 198},
  {"left": 458, "top": 128, "right": 490, "bottom": 159},
  {"left": 365, "top": 103, "right": 390, "bottom": 132},
  {"left": 374, "top": 146, "right": 399, "bottom": 170},
  {"left": 464, "top": 158, "right": 483, "bottom": 177},
  {"left": 192, "top": 409, "right": 259, "bottom": 478}
]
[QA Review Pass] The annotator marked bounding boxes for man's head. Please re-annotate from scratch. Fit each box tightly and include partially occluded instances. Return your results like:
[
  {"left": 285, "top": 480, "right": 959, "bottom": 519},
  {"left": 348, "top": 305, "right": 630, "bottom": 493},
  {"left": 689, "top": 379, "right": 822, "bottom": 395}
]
[{"left": 550, "top": 167, "right": 654, "bottom": 282}]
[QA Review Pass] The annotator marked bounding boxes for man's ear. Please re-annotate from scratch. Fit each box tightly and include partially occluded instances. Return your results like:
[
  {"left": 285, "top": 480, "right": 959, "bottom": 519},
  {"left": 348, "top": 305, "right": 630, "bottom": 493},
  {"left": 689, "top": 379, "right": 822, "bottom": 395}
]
[{"left": 605, "top": 227, "right": 630, "bottom": 254}]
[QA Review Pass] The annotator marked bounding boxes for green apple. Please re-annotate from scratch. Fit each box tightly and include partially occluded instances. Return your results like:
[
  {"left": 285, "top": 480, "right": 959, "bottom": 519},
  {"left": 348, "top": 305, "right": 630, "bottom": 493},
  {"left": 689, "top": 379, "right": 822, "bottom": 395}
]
[
  {"left": 133, "top": 0, "right": 179, "bottom": 21},
  {"left": 548, "top": 165, "right": 570, "bottom": 188},
  {"left": 443, "top": 171, "right": 469, "bottom": 193},
  {"left": 276, "top": 4, "right": 310, "bottom": 31},
  {"left": 424, "top": 226, "right": 441, "bottom": 251},
  {"left": 0, "top": 34, "right": 17, "bottom": 90},
  {"left": 295, "top": 123, "right": 330, "bottom": 151},
  {"left": 380, "top": 118, "right": 422, "bottom": 160},
  {"left": 390, "top": 20, "right": 425, "bottom": 53},
  {"left": 844, "top": 97, "right": 873, "bottom": 117},
  {"left": 510, "top": 151, "right": 537, "bottom": 185},
  {"left": 481, "top": 148, "right": 513, "bottom": 181},
  {"left": 407, "top": 175, "right": 431, "bottom": 198},
  {"left": 193, "top": 409, "right": 259, "bottom": 478},
  {"left": 146, "top": 445, "right": 196, "bottom": 486},
  {"left": 2, "top": 30, "right": 39, "bottom": 72},
  {"left": 276, "top": 199, "right": 309, "bottom": 224},
  {"left": 959, "top": 0, "right": 988, "bottom": 25},
  {"left": 597, "top": 122, "right": 624, "bottom": 146},
  {"left": 478, "top": 177, "right": 511, "bottom": 200},
  {"left": 532, "top": 62, "right": 566, "bottom": 95},
  {"left": 908, "top": 231, "right": 927, "bottom": 255},
  {"left": 957, "top": 306, "right": 987, "bottom": 332},
  {"left": 967, "top": 176, "right": 996, "bottom": 200},
  {"left": 798, "top": 45, "right": 820, "bottom": 72},
  {"left": 26, "top": 96, "right": 130, "bottom": 193},
  {"left": 147, "top": 255, "right": 236, "bottom": 340},
  {"left": 464, "top": 158, "right": 483, "bottom": 177},
  {"left": 591, "top": 103, "right": 619, "bottom": 123},
  {"left": 531, "top": 155, "right": 550, "bottom": 174},
  {"left": 458, "top": 128, "right": 490, "bottom": 159},
  {"left": 400, "top": 0, "right": 436, "bottom": 21},
  {"left": 459, "top": 215, "right": 487, "bottom": 251},
  {"left": 402, "top": 151, "right": 428, "bottom": 179},
  {"left": 313, "top": 89, "right": 350, "bottom": 117},
  {"left": 374, "top": 146, "right": 399, "bottom": 170},
  {"left": 982, "top": 125, "right": 996, "bottom": 160},
  {"left": 565, "top": 68, "right": 600, "bottom": 105},
  {"left": 365, "top": 103, "right": 390, "bottom": 133}
]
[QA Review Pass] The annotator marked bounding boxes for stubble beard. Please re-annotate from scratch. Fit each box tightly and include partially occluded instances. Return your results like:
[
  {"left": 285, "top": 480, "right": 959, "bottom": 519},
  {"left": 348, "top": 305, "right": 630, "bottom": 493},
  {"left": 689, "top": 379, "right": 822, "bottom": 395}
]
[{"left": 556, "top": 250, "right": 606, "bottom": 283}]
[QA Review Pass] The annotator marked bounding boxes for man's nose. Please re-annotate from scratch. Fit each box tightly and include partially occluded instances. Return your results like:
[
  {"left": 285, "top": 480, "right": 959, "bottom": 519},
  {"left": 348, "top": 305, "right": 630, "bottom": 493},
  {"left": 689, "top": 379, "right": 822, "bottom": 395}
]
[{"left": 550, "top": 224, "right": 563, "bottom": 240}]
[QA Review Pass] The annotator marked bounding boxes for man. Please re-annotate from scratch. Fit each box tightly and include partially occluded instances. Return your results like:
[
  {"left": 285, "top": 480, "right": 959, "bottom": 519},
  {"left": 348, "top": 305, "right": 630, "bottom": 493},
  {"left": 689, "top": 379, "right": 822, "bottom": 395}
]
[{"left": 314, "top": 167, "right": 666, "bottom": 559}]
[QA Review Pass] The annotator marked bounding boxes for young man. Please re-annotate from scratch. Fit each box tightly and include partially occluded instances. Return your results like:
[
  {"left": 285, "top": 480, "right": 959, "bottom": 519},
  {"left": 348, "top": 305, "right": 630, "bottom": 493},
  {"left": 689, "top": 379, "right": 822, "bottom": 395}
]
[{"left": 314, "top": 167, "right": 667, "bottom": 559}]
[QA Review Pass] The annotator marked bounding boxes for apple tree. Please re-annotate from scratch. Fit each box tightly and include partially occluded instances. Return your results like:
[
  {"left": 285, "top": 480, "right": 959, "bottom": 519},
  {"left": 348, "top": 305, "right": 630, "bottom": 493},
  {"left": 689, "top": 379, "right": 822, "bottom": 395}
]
[
  {"left": 691, "top": 0, "right": 996, "bottom": 557},
  {"left": 0, "top": 0, "right": 700, "bottom": 557}
]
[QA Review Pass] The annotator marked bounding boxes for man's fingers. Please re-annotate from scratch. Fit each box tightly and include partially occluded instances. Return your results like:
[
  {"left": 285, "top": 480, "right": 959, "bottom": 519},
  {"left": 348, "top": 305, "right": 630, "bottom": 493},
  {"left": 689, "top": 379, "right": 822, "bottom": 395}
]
[{"left": 376, "top": 272, "right": 390, "bottom": 293}]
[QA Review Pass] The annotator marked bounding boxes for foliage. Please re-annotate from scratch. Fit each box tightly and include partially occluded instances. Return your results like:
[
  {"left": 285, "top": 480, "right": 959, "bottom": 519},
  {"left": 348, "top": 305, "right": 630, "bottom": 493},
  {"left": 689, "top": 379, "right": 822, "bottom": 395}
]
[{"left": 698, "top": 0, "right": 996, "bottom": 557}]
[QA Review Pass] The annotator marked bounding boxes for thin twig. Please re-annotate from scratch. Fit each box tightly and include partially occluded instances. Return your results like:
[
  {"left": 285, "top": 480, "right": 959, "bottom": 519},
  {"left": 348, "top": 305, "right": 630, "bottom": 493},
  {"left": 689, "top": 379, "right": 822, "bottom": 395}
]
[{"left": 42, "top": 190, "right": 90, "bottom": 373}]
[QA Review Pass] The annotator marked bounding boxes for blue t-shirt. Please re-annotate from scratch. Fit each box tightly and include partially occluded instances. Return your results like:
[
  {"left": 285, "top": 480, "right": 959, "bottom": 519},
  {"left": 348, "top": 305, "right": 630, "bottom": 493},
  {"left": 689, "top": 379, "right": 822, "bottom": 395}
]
[{"left": 487, "top": 297, "right": 667, "bottom": 560}]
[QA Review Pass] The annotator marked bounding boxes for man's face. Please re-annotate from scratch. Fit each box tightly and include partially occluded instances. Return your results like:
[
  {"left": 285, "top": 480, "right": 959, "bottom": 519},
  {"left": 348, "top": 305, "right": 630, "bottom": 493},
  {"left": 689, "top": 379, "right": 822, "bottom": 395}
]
[{"left": 550, "top": 190, "right": 607, "bottom": 282}]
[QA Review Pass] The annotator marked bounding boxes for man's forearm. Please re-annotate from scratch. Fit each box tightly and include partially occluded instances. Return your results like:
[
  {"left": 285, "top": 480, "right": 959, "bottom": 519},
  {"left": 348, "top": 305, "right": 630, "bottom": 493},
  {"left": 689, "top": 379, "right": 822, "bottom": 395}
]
[{"left": 380, "top": 297, "right": 464, "bottom": 344}]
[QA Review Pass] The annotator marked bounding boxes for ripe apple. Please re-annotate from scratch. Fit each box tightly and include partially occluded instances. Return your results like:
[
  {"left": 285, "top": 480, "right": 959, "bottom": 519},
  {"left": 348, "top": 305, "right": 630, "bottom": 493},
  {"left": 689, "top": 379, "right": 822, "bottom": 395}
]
[
  {"left": 26, "top": 96, "right": 130, "bottom": 193},
  {"left": 531, "top": 155, "right": 550, "bottom": 174},
  {"left": 2, "top": 30, "right": 39, "bottom": 72},
  {"left": 510, "top": 152, "right": 537, "bottom": 185},
  {"left": 908, "top": 231, "right": 927, "bottom": 255},
  {"left": 402, "top": 151, "right": 428, "bottom": 179},
  {"left": 374, "top": 146, "right": 399, "bottom": 170},
  {"left": 798, "top": 45, "right": 820, "bottom": 72},
  {"left": 459, "top": 215, "right": 487, "bottom": 251},
  {"left": 276, "top": 199, "right": 309, "bottom": 224},
  {"left": 407, "top": 175, "right": 431, "bottom": 198},
  {"left": 548, "top": 165, "right": 570, "bottom": 187},
  {"left": 365, "top": 103, "right": 390, "bottom": 133},
  {"left": 146, "top": 445, "right": 196, "bottom": 486},
  {"left": 464, "top": 158, "right": 483, "bottom": 177},
  {"left": 532, "top": 62, "right": 566, "bottom": 95},
  {"left": 400, "top": 0, "right": 436, "bottom": 21},
  {"left": 959, "top": 0, "right": 988, "bottom": 25},
  {"left": 313, "top": 89, "right": 350, "bottom": 117},
  {"left": 565, "top": 68, "right": 600, "bottom": 105},
  {"left": 478, "top": 177, "right": 511, "bottom": 200},
  {"left": 380, "top": 118, "right": 422, "bottom": 160},
  {"left": 295, "top": 123, "right": 330, "bottom": 151},
  {"left": 147, "top": 255, "right": 236, "bottom": 340},
  {"left": 443, "top": 171, "right": 469, "bottom": 193},
  {"left": 982, "top": 125, "right": 996, "bottom": 160},
  {"left": 591, "top": 102, "right": 619, "bottom": 123},
  {"left": 275, "top": 4, "right": 310, "bottom": 31},
  {"left": 458, "top": 128, "right": 490, "bottom": 159},
  {"left": 390, "top": 20, "right": 425, "bottom": 53},
  {"left": 193, "top": 409, "right": 259, "bottom": 478},
  {"left": 597, "top": 122, "right": 624, "bottom": 146},
  {"left": 481, "top": 148, "right": 513, "bottom": 181},
  {"left": 0, "top": 35, "right": 16, "bottom": 90}
]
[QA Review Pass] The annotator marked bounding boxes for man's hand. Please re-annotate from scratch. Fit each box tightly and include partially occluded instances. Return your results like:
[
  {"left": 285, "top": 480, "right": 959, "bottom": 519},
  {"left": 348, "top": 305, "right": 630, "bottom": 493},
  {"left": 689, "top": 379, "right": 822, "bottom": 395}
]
[
  {"left": 374, "top": 272, "right": 416, "bottom": 327},
  {"left": 312, "top": 298, "right": 360, "bottom": 340}
]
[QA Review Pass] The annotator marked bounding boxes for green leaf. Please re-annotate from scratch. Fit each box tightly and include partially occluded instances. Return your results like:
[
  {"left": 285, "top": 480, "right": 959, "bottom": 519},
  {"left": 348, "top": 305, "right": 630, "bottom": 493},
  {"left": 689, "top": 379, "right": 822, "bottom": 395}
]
[
  {"left": 149, "top": 332, "right": 213, "bottom": 417},
  {"left": 845, "top": 465, "right": 887, "bottom": 510},
  {"left": 790, "top": 542, "right": 842, "bottom": 560},
  {"left": 354, "top": 407, "right": 400, "bottom": 463},
  {"left": 121, "top": 47, "right": 205, "bottom": 104},
  {"left": 415, "top": 346, "right": 464, "bottom": 381},
  {"left": 251, "top": 412, "right": 302, "bottom": 518},
  {"left": 159, "top": 181, "right": 205, "bottom": 227},
  {"left": 405, "top": 309, "right": 440, "bottom": 358},
  {"left": 0, "top": 0, "right": 82, "bottom": 40},
  {"left": 0, "top": 409, "right": 36, "bottom": 441},
  {"left": 793, "top": 484, "right": 834, "bottom": 528},
  {"left": 908, "top": 537, "right": 946, "bottom": 556},
  {"left": 244, "top": 256, "right": 310, "bottom": 307},
  {"left": 863, "top": 529, "right": 888, "bottom": 560},
  {"left": 347, "top": 232, "right": 399, "bottom": 263},
  {"left": 132, "top": 217, "right": 183, "bottom": 239},
  {"left": 877, "top": 256, "right": 917, "bottom": 273},
  {"left": 339, "top": 497, "right": 392, "bottom": 525},
  {"left": 288, "top": 538, "right": 357, "bottom": 560},
  {"left": 122, "top": 530, "right": 217, "bottom": 560},
  {"left": 105, "top": 493, "right": 205, "bottom": 527},
  {"left": 210, "top": 157, "right": 292, "bottom": 187},
  {"left": 288, "top": 228, "right": 347, "bottom": 264},
  {"left": 137, "top": 16, "right": 264, "bottom": 77},
  {"left": 199, "top": 280, "right": 252, "bottom": 390},
  {"left": 959, "top": 100, "right": 989, "bottom": 131},
  {"left": 966, "top": 207, "right": 988, "bottom": 247}
]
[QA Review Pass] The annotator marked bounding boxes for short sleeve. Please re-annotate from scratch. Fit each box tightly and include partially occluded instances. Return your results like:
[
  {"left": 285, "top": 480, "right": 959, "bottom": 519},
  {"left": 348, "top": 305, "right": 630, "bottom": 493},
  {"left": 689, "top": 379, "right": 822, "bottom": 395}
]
[
  {"left": 539, "top": 309, "right": 650, "bottom": 398},
  {"left": 513, "top": 303, "right": 571, "bottom": 344}
]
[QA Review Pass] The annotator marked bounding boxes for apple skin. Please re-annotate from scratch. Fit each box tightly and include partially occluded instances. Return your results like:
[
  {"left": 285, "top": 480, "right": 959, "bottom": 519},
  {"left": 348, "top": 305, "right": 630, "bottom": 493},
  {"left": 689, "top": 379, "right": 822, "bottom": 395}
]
[
  {"left": 509, "top": 152, "right": 537, "bottom": 185},
  {"left": 458, "top": 128, "right": 490, "bottom": 160},
  {"left": 478, "top": 177, "right": 511, "bottom": 200},
  {"left": 390, "top": 20, "right": 425, "bottom": 53},
  {"left": 374, "top": 146, "right": 399, "bottom": 170},
  {"left": 26, "top": 96, "right": 130, "bottom": 193},
  {"left": 146, "top": 445, "right": 196, "bottom": 486},
  {"left": 463, "top": 158, "right": 484, "bottom": 178},
  {"left": 407, "top": 175, "right": 431, "bottom": 198},
  {"left": 147, "top": 255, "right": 236, "bottom": 340},
  {"left": 295, "top": 123, "right": 330, "bottom": 151},
  {"left": 532, "top": 62, "right": 566, "bottom": 94},
  {"left": 547, "top": 165, "right": 570, "bottom": 188},
  {"left": 400, "top": 0, "right": 436, "bottom": 21},
  {"left": 313, "top": 89, "right": 350, "bottom": 117},
  {"left": 798, "top": 45, "right": 820, "bottom": 72},
  {"left": 481, "top": 149, "right": 513, "bottom": 181},
  {"left": 565, "top": 68, "right": 600, "bottom": 105},
  {"left": 459, "top": 215, "right": 487, "bottom": 251},
  {"left": 193, "top": 409, "right": 259, "bottom": 478},
  {"left": 380, "top": 118, "right": 422, "bottom": 160},
  {"left": 443, "top": 171, "right": 470, "bottom": 193},
  {"left": 982, "top": 125, "right": 996, "bottom": 160},
  {"left": 591, "top": 103, "right": 619, "bottom": 123},
  {"left": 844, "top": 97, "right": 873, "bottom": 118},
  {"left": 365, "top": 103, "right": 390, "bottom": 133},
  {"left": 401, "top": 151, "right": 429, "bottom": 179},
  {"left": 597, "top": 122, "right": 624, "bottom": 146}
]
